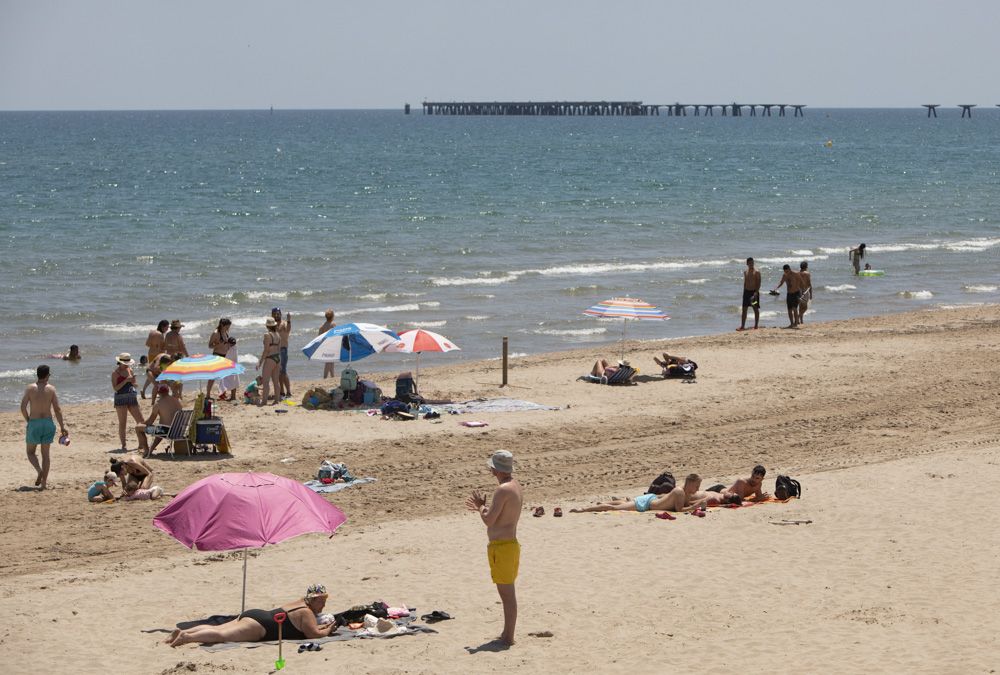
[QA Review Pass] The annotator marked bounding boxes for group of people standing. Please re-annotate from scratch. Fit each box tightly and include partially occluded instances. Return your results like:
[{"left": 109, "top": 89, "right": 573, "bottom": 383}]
[{"left": 739, "top": 257, "right": 813, "bottom": 331}]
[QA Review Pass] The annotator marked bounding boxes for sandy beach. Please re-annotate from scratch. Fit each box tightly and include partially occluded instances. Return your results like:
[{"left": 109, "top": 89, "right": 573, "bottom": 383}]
[{"left": 1, "top": 305, "right": 999, "bottom": 674}]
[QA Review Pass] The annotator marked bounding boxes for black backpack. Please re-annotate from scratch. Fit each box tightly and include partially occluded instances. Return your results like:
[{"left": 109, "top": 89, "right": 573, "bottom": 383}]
[
  {"left": 647, "top": 472, "right": 676, "bottom": 495},
  {"left": 774, "top": 475, "right": 802, "bottom": 500}
]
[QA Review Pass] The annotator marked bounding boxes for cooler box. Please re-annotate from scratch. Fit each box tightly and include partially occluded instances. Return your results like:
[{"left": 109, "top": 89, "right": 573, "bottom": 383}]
[{"left": 196, "top": 419, "right": 223, "bottom": 444}]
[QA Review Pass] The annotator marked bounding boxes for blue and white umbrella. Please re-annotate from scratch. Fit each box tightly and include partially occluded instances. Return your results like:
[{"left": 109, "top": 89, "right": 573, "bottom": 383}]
[{"left": 301, "top": 322, "right": 401, "bottom": 363}]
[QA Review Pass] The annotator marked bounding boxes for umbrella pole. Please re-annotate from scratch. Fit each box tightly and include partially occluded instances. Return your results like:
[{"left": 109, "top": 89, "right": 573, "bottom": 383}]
[
  {"left": 621, "top": 318, "right": 628, "bottom": 362},
  {"left": 415, "top": 352, "right": 421, "bottom": 389},
  {"left": 239, "top": 547, "right": 248, "bottom": 618}
]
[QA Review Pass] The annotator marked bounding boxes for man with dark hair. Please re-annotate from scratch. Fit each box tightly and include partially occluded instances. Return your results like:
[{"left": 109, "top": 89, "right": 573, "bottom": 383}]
[
  {"left": 738, "top": 257, "right": 761, "bottom": 331},
  {"left": 798, "top": 261, "right": 813, "bottom": 324},
  {"left": 771, "top": 264, "right": 802, "bottom": 328},
  {"left": 722, "top": 465, "right": 770, "bottom": 502},
  {"left": 272, "top": 307, "right": 293, "bottom": 398},
  {"left": 19, "top": 365, "right": 68, "bottom": 490}
]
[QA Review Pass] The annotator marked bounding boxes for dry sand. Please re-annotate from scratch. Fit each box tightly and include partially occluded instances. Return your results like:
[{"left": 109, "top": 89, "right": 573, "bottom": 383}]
[{"left": 1, "top": 305, "right": 999, "bottom": 674}]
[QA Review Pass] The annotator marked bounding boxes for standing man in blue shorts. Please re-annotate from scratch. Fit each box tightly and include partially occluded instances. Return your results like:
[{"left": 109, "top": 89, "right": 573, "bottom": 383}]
[
  {"left": 20, "top": 365, "right": 68, "bottom": 490},
  {"left": 272, "top": 307, "right": 293, "bottom": 399},
  {"left": 467, "top": 450, "right": 523, "bottom": 646}
]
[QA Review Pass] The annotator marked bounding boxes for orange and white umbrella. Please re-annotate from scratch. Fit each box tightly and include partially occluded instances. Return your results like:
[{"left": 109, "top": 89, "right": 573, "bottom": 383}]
[{"left": 386, "top": 329, "right": 460, "bottom": 386}]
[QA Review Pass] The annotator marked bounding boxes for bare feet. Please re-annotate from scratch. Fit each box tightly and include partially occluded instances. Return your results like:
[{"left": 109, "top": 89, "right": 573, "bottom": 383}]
[
  {"left": 34, "top": 475, "right": 41, "bottom": 487},
  {"left": 164, "top": 629, "right": 180, "bottom": 645}
]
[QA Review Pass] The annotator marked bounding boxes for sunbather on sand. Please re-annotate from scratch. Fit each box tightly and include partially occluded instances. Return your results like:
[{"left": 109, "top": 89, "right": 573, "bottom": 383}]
[
  {"left": 166, "top": 584, "right": 337, "bottom": 647},
  {"left": 571, "top": 474, "right": 702, "bottom": 513},
  {"left": 653, "top": 353, "right": 695, "bottom": 377},
  {"left": 720, "top": 465, "right": 770, "bottom": 502},
  {"left": 591, "top": 359, "right": 634, "bottom": 382},
  {"left": 687, "top": 490, "right": 743, "bottom": 510}
]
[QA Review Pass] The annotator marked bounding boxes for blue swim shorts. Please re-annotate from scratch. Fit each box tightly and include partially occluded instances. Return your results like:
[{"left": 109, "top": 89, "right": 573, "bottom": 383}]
[
  {"left": 26, "top": 418, "right": 56, "bottom": 445},
  {"left": 634, "top": 493, "right": 656, "bottom": 512},
  {"left": 279, "top": 347, "right": 289, "bottom": 374}
]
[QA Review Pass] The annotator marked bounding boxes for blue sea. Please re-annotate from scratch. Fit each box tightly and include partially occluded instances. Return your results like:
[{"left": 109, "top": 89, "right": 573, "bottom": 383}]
[{"left": 1, "top": 108, "right": 998, "bottom": 407}]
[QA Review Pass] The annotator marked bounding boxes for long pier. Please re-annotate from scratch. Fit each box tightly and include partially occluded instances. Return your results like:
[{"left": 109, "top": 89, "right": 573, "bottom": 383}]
[{"left": 420, "top": 101, "right": 806, "bottom": 116}]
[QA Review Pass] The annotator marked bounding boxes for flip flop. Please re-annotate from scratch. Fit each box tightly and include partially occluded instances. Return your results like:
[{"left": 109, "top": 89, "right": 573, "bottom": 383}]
[
  {"left": 419, "top": 610, "right": 453, "bottom": 623},
  {"left": 691, "top": 507, "right": 706, "bottom": 517},
  {"left": 553, "top": 507, "right": 563, "bottom": 517},
  {"left": 655, "top": 512, "right": 676, "bottom": 520},
  {"left": 532, "top": 506, "right": 545, "bottom": 517}
]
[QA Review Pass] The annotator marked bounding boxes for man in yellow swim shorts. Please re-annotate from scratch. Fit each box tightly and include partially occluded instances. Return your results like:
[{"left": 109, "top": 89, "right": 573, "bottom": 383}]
[{"left": 466, "top": 450, "right": 523, "bottom": 646}]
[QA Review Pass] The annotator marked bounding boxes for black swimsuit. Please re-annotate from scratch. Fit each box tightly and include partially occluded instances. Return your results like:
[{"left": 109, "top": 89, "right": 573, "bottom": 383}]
[{"left": 243, "top": 606, "right": 308, "bottom": 641}]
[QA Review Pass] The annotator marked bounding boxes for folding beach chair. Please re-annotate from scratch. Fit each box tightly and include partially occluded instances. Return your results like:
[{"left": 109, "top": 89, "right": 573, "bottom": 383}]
[
  {"left": 605, "top": 365, "right": 637, "bottom": 385},
  {"left": 151, "top": 409, "right": 194, "bottom": 456}
]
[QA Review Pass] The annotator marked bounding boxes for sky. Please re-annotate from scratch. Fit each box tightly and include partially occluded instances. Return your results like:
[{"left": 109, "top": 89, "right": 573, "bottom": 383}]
[{"left": 1, "top": 0, "right": 998, "bottom": 110}]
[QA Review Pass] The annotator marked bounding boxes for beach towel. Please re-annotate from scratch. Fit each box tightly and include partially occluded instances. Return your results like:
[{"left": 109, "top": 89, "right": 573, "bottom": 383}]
[
  {"left": 438, "top": 398, "right": 559, "bottom": 414},
  {"left": 143, "top": 614, "right": 436, "bottom": 652},
  {"left": 303, "top": 477, "right": 377, "bottom": 493}
]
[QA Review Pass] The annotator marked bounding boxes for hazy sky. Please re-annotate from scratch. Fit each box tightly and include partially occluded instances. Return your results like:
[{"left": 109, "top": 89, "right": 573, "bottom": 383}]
[{"left": 2, "top": 0, "right": 998, "bottom": 110}]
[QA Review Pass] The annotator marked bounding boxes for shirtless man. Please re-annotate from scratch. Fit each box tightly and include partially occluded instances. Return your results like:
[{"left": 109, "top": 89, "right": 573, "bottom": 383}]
[
  {"left": 571, "top": 474, "right": 703, "bottom": 513},
  {"left": 722, "top": 465, "right": 770, "bottom": 502},
  {"left": 317, "top": 309, "right": 336, "bottom": 379},
  {"left": 466, "top": 450, "right": 523, "bottom": 646},
  {"left": 798, "top": 261, "right": 813, "bottom": 324},
  {"left": 687, "top": 490, "right": 743, "bottom": 510},
  {"left": 738, "top": 257, "right": 762, "bottom": 331},
  {"left": 145, "top": 320, "right": 169, "bottom": 363},
  {"left": 272, "top": 308, "right": 293, "bottom": 398},
  {"left": 19, "top": 365, "right": 68, "bottom": 490},
  {"left": 138, "top": 384, "right": 183, "bottom": 456},
  {"left": 772, "top": 264, "right": 802, "bottom": 328}
]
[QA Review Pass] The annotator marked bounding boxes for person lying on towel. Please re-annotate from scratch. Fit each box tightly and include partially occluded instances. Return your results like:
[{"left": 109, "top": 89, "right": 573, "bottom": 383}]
[
  {"left": 654, "top": 353, "right": 697, "bottom": 377},
  {"left": 706, "top": 464, "right": 770, "bottom": 502},
  {"left": 590, "top": 358, "right": 635, "bottom": 383},
  {"left": 166, "top": 584, "right": 337, "bottom": 647},
  {"left": 571, "top": 474, "right": 703, "bottom": 514}
]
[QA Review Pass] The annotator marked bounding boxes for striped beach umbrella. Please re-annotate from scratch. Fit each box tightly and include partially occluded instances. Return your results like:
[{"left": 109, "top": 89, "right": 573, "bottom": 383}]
[
  {"left": 157, "top": 354, "right": 246, "bottom": 383},
  {"left": 301, "top": 322, "right": 401, "bottom": 363},
  {"left": 384, "top": 329, "right": 461, "bottom": 386},
  {"left": 583, "top": 297, "right": 669, "bottom": 360}
]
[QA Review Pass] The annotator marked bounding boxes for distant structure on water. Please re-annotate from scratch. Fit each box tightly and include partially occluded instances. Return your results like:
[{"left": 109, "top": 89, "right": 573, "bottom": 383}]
[{"left": 417, "top": 101, "right": 806, "bottom": 117}]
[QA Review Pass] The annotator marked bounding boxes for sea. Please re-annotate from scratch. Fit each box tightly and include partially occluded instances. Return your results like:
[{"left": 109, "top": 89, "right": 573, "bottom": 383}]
[{"left": 1, "top": 108, "right": 998, "bottom": 408}]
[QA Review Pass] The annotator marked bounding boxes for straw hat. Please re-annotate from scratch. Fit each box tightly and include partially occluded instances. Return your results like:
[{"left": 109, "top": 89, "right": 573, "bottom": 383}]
[
  {"left": 487, "top": 450, "right": 515, "bottom": 474},
  {"left": 266, "top": 317, "right": 278, "bottom": 328},
  {"left": 170, "top": 319, "right": 184, "bottom": 329},
  {"left": 115, "top": 352, "right": 135, "bottom": 366}
]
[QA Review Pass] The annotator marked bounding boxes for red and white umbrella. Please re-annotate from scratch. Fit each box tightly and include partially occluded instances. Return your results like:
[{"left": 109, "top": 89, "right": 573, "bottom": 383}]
[{"left": 386, "top": 329, "right": 460, "bottom": 386}]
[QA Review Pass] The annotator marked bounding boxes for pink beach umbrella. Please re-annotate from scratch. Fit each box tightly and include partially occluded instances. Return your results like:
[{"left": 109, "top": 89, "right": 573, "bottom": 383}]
[
  {"left": 385, "top": 328, "right": 461, "bottom": 386},
  {"left": 153, "top": 472, "right": 347, "bottom": 615}
]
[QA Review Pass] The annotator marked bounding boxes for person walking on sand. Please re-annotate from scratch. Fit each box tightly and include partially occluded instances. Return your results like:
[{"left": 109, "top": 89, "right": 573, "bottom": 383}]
[
  {"left": 798, "top": 261, "right": 813, "bottom": 324},
  {"left": 257, "top": 317, "right": 282, "bottom": 406},
  {"left": 318, "top": 309, "right": 336, "bottom": 379},
  {"left": 466, "top": 450, "right": 523, "bottom": 646},
  {"left": 112, "top": 353, "right": 147, "bottom": 453},
  {"left": 20, "top": 365, "right": 68, "bottom": 490},
  {"left": 849, "top": 243, "right": 866, "bottom": 275},
  {"left": 771, "top": 264, "right": 802, "bottom": 328},
  {"left": 738, "top": 257, "right": 761, "bottom": 331},
  {"left": 271, "top": 307, "right": 293, "bottom": 398}
]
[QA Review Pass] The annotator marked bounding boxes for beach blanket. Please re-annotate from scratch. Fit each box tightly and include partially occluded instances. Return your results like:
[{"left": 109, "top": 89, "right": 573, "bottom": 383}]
[
  {"left": 438, "top": 398, "right": 559, "bottom": 414},
  {"left": 303, "top": 477, "right": 377, "bottom": 493}
]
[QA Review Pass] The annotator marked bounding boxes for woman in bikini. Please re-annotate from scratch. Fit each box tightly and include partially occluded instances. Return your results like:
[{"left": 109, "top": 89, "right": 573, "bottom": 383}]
[
  {"left": 257, "top": 317, "right": 282, "bottom": 406},
  {"left": 166, "top": 584, "right": 337, "bottom": 647},
  {"left": 112, "top": 353, "right": 146, "bottom": 452},
  {"left": 206, "top": 318, "right": 237, "bottom": 400}
]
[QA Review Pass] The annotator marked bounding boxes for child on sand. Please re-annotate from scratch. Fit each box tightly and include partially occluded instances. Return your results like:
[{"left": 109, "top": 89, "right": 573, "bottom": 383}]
[{"left": 87, "top": 472, "right": 118, "bottom": 503}]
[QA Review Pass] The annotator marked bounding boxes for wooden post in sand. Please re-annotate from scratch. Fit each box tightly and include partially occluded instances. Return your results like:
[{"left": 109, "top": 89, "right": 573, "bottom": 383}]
[{"left": 501, "top": 337, "right": 509, "bottom": 387}]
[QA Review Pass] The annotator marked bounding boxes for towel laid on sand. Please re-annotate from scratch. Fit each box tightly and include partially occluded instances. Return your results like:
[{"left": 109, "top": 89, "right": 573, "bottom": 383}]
[
  {"left": 303, "top": 477, "right": 377, "bottom": 493},
  {"left": 438, "top": 398, "right": 559, "bottom": 414}
]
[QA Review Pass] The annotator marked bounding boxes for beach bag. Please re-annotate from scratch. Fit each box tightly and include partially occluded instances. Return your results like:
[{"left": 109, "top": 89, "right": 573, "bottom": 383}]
[
  {"left": 341, "top": 368, "right": 359, "bottom": 392},
  {"left": 349, "top": 380, "right": 366, "bottom": 405},
  {"left": 380, "top": 399, "right": 409, "bottom": 416},
  {"left": 647, "top": 472, "right": 676, "bottom": 495},
  {"left": 775, "top": 475, "right": 802, "bottom": 500},
  {"left": 395, "top": 372, "right": 417, "bottom": 402},
  {"left": 360, "top": 380, "right": 381, "bottom": 405}
]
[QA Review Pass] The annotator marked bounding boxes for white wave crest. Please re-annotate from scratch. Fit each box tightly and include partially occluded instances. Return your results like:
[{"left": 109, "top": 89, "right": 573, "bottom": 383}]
[
  {"left": 963, "top": 284, "right": 998, "bottom": 293},
  {"left": 406, "top": 320, "right": 447, "bottom": 328},
  {"left": 0, "top": 368, "right": 35, "bottom": 379},
  {"left": 538, "top": 259, "right": 732, "bottom": 276},
  {"left": 791, "top": 250, "right": 814, "bottom": 256},
  {"left": 686, "top": 278, "right": 709, "bottom": 284},
  {"left": 463, "top": 315, "right": 489, "bottom": 321},
  {"left": 430, "top": 273, "right": 523, "bottom": 287},
  {"left": 534, "top": 327, "right": 607, "bottom": 336},
  {"left": 237, "top": 354, "right": 260, "bottom": 364},
  {"left": 899, "top": 290, "right": 934, "bottom": 300},
  {"left": 755, "top": 255, "right": 829, "bottom": 264},
  {"left": 824, "top": 284, "right": 856, "bottom": 292},
  {"left": 338, "top": 303, "right": 421, "bottom": 316},
  {"left": 758, "top": 310, "right": 779, "bottom": 319}
]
